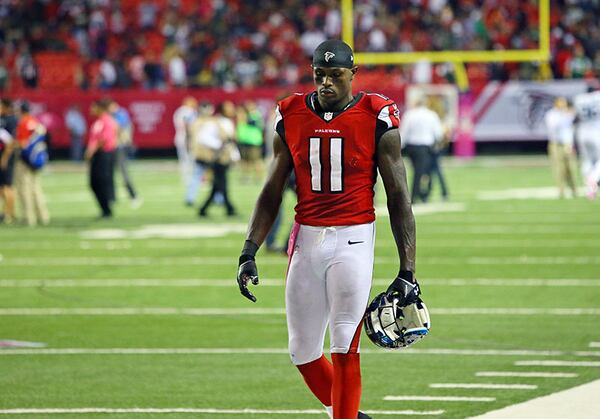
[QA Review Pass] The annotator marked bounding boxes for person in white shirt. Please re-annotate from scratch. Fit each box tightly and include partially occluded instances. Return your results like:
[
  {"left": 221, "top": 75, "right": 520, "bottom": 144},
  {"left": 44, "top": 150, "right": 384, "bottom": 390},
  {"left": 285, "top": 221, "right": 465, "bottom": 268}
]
[
  {"left": 400, "top": 97, "right": 443, "bottom": 203},
  {"left": 172, "top": 96, "right": 198, "bottom": 205},
  {"left": 544, "top": 97, "right": 577, "bottom": 198},
  {"left": 197, "top": 101, "right": 238, "bottom": 217},
  {"left": 573, "top": 88, "right": 600, "bottom": 199}
]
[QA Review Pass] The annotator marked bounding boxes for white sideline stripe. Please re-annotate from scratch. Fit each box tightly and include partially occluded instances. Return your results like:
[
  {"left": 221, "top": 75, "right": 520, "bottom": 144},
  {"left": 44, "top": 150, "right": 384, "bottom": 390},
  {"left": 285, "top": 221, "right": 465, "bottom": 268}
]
[
  {"left": 515, "top": 360, "right": 600, "bottom": 367},
  {"left": 590, "top": 342, "right": 600, "bottom": 348},
  {"left": 3, "top": 278, "right": 600, "bottom": 288},
  {"left": 468, "top": 379, "right": 600, "bottom": 419},
  {"left": 0, "top": 408, "right": 445, "bottom": 416},
  {"left": 1, "top": 307, "right": 599, "bottom": 316},
  {"left": 3, "top": 256, "right": 600, "bottom": 266},
  {"left": 430, "top": 383, "right": 537, "bottom": 390},
  {"left": 0, "top": 347, "right": 571, "bottom": 357},
  {"left": 574, "top": 351, "right": 600, "bottom": 357},
  {"left": 476, "top": 371, "right": 578, "bottom": 378},
  {"left": 384, "top": 396, "right": 495, "bottom": 402}
]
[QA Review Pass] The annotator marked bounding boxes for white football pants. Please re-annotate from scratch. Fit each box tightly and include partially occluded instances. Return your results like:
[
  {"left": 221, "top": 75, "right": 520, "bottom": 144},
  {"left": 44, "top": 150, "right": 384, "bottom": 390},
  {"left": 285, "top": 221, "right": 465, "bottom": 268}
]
[
  {"left": 578, "top": 136, "right": 600, "bottom": 183},
  {"left": 286, "top": 222, "right": 375, "bottom": 366}
]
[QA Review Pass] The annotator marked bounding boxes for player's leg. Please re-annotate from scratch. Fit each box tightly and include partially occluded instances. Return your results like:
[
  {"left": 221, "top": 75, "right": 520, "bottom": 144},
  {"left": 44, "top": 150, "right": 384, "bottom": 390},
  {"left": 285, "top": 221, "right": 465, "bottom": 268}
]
[
  {"left": 31, "top": 171, "right": 49, "bottom": 225},
  {"left": 562, "top": 144, "right": 578, "bottom": 197},
  {"left": 327, "top": 223, "right": 375, "bottom": 419},
  {"left": 17, "top": 162, "right": 36, "bottom": 226},
  {"left": 548, "top": 142, "right": 564, "bottom": 197},
  {"left": 286, "top": 225, "right": 332, "bottom": 412},
  {"left": 587, "top": 140, "right": 600, "bottom": 199}
]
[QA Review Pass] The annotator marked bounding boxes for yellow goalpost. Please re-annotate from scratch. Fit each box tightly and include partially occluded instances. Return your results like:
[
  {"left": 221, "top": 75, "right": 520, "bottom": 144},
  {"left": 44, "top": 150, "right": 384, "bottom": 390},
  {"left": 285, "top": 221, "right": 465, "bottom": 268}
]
[
  {"left": 341, "top": 0, "right": 550, "bottom": 90},
  {"left": 341, "top": 0, "right": 550, "bottom": 64}
]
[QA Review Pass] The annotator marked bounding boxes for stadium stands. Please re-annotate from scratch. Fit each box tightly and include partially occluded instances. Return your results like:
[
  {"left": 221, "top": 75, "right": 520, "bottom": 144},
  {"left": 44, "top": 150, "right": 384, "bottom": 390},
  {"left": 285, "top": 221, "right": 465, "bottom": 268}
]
[{"left": 0, "top": 0, "right": 599, "bottom": 93}]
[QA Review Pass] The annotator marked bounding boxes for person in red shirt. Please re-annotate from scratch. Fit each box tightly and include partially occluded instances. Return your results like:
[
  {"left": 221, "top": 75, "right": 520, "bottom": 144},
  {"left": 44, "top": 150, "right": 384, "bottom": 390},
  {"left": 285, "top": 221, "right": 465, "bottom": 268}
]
[
  {"left": 13, "top": 101, "right": 49, "bottom": 226},
  {"left": 236, "top": 40, "right": 421, "bottom": 419},
  {"left": 85, "top": 98, "right": 118, "bottom": 218}
]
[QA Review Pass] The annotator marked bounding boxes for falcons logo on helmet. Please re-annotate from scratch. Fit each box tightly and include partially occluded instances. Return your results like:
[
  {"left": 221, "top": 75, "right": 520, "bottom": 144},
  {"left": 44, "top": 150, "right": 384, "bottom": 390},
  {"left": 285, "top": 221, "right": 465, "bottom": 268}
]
[{"left": 324, "top": 51, "right": 335, "bottom": 62}]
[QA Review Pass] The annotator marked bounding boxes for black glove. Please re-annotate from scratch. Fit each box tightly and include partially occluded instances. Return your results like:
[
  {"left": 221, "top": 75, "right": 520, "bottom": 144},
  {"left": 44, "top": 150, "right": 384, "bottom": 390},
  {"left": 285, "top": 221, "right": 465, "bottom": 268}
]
[
  {"left": 386, "top": 270, "right": 421, "bottom": 307},
  {"left": 237, "top": 240, "right": 259, "bottom": 302}
]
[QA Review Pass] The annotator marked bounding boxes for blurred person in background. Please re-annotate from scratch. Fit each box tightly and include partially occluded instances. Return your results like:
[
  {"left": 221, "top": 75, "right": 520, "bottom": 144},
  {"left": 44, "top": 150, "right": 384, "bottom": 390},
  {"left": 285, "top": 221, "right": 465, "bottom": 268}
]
[
  {"left": 544, "top": 97, "right": 577, "bottom": 199},
  {"left": 236, "top": 100, "right": 264, "bottom": 184},
  {"left": 574, "top": 87, "right": 600, "bottom": 200},
  {"left": 198, "top": 101, "right": 238, "bottom": 217},
  {"left": 173, "top": 96, "right": 198, "bottom": 206},
  {"left": 264, "top": 172, "right": 296, "bottom": 254},
  {"left": 110, "top": 101, "right": 141, "bottom": 208},
  {"left": 400, "top": 97, "right": 443, "bottom": 203},
  {"left": 64, "top": 104, "right": 87, "bottom": 162},
  {"left": 188, "top": 101, "right": 217, "bottom": 208},
  {"left": 85, "top": 98, "right": 117, "bottom": 219},
  {"left": 0, "top": 128, "right": 14, "bottom": 224},
  {"left": 14, "top": 101, "right": 49, "bottom": 226},
  {"left": 0, "top": 98, "right": 17, "bottom": 224},
  {"left": 424, "top": 129, "right": 450, "bottom": 202}
]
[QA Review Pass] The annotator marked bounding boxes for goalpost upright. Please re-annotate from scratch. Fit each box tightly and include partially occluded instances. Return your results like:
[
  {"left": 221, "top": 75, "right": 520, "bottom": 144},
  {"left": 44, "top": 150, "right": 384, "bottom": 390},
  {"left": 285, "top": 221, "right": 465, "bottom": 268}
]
[{"left": 340, "top": 0, "right": 550, "bottom": 66}]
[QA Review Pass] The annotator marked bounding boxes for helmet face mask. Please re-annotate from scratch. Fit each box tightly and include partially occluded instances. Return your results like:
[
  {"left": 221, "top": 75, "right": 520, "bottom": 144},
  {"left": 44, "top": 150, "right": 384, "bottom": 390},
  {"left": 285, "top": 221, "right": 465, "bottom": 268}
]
[{"left": 364, "top": 292, "right": 430, "bottom": 349}]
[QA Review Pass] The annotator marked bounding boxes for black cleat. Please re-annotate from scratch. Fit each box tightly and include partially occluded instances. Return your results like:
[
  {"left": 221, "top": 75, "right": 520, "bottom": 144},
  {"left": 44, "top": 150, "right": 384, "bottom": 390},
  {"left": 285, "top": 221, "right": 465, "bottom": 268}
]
[{"left": 358, "top": 412, "right": 372, "bottom": 419}]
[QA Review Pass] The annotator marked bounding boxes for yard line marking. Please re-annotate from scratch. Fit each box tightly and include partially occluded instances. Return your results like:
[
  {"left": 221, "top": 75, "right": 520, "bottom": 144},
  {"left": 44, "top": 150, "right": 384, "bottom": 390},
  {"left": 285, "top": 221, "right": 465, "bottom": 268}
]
[
  {"left": 0, "top": 347, "right": 572, "bottom": 357},
  {"left": 1, "top": 307, "right": 599, "bottom": 316},
  {"left": 0, "top": 308, "right": 288, "bottom": 316},
  {"left": 0, "top": 279, "right": 288, "bottom": 288},
  {"left": 430, "top": 383, "right": 537, "bottom": 390},
  {"left": 431, "top": 308, "right": 600, "bottom": 315},
  {"left": 376, "top": 202, "right": 466, "bottom": 217},
  {"left": 590, "top": 342, "right": 600, "bottom": 348},
  {"left": 384, "top": 396, "right": 495, "bottom": 402},
  {"left": 7, "top": 238, "right": 600, "bottom": 250},
  {"left": 2, "top": 278, "right": 599, "bottom": 288},
  {"left": 3, "top": 256, "right": 600, "bottom": 266},
  {"left": 0, "top": 408, "right": 445, "bottom": 416},
  {"left": 574, "top": 351, "right": 600, "bottom": 357},
  {"left": 515, "top": 360, "right": 600, "bottom": 367},
  {"left": 477, "top": 186, "right": 587, "bottom": 201},
  {"left": 475, "top": 372, "right": 578, "bottom": 378}
]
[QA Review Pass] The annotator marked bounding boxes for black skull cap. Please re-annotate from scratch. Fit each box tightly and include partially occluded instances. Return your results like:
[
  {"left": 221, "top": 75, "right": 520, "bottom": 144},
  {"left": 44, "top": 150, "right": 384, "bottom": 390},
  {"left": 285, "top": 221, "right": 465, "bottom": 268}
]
[{"left": 312, "top": 39, "right": 355, "bottom": 69}]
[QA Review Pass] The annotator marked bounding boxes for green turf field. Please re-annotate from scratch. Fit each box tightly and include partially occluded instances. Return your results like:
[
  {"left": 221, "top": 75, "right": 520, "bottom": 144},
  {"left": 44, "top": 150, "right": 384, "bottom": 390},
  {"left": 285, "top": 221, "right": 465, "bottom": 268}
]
[{"left": 0, "top": 156, "right": 599, "bottom": 418}]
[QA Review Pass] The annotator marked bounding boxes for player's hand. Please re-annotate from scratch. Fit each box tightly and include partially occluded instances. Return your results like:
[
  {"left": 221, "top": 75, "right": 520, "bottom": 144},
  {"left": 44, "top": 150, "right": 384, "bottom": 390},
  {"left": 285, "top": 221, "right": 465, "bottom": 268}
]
[
  {"left": 237, "top": 254, "right": 259, "bottom": 302},
  {"left": 386, "top": 272, "right": 421, "bottom": 307}
]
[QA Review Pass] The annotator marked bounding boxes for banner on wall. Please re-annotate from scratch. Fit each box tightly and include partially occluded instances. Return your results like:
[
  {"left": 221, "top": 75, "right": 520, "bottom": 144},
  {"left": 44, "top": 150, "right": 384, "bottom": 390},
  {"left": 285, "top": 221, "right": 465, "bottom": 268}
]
[
  {"left": 16, "top": 87, "right": 407, "bottom": 150},
  {"left": 16, "top": 80, "right": 591, "bottom": 149},
  {"left": 472, "top": 80, "right": 590, "bottom": 141}
]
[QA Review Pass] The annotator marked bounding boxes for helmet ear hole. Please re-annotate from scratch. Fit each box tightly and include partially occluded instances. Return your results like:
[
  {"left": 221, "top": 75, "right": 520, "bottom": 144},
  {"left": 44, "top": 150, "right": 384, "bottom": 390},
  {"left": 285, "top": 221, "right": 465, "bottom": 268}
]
[{"left": 363, "top": 292, "right": 430, "bottom": 349}]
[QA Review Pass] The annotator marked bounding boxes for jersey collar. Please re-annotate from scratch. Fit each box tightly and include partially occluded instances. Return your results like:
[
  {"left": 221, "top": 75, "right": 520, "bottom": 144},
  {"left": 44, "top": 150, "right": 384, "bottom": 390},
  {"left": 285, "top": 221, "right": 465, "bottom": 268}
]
[{"left": 306, "top": 91, "right": 364, "bottom": 123}]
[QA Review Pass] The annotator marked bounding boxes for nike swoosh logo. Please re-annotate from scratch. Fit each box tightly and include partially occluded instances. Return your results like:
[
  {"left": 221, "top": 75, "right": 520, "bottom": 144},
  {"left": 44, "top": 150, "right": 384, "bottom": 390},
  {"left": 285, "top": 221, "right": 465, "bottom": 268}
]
[{"left": 348, "top": 240, "right": 364, "bottom": 245}]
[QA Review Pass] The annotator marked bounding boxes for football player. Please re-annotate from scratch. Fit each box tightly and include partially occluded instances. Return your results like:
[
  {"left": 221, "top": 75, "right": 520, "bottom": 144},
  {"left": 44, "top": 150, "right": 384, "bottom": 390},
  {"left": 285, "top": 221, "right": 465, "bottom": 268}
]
[
  {"left": 237, "top": 40, "right": 417, "bottom": 419},
  {"left": 574, "top": 86, "right": 600, "bottom": 199}
]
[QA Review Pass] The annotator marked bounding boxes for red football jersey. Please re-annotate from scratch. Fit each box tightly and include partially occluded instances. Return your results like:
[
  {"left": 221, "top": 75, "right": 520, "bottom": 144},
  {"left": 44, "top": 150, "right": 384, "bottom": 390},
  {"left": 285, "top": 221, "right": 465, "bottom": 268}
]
[{"left": 276, "top": 91, "right": 400, "bottom": 226}]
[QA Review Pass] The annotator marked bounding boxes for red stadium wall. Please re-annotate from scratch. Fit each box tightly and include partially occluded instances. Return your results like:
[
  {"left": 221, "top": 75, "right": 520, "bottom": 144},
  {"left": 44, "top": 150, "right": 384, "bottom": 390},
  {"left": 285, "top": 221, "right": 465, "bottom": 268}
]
[{"left": 13, "top": 87, "right": 407, "bottom": 150}]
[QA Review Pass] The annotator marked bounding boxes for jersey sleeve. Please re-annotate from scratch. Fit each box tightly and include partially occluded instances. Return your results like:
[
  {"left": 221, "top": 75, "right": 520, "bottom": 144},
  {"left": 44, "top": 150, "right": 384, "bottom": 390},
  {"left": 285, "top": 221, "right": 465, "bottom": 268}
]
[
  {"left": 374, "top": 99, "right": 400, "bottom": 144},
  {"left": 274, "top": 105, "right": 285, "bottom": 141},
  {"left": 0, "top": 128, "right": 12, "bottom": 145}
]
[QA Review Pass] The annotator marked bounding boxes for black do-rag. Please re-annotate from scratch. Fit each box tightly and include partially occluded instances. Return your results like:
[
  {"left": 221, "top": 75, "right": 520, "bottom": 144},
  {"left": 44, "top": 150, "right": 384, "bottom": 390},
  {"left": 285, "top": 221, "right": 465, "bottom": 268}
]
[{"left": 312, "top": 40, "right": 355, "bottom": 69}]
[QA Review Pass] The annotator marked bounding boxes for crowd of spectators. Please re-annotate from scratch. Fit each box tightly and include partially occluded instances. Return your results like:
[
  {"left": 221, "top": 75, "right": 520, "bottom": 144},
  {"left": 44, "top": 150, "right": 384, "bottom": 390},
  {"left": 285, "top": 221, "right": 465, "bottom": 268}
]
[{"left": 0, "top": 0, "right": 598, "bottom": 92}]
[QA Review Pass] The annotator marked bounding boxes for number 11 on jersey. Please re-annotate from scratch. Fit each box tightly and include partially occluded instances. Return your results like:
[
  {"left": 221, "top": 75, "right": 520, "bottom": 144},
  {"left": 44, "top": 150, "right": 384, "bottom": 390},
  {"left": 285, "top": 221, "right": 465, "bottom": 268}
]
[{"left": 309, "top": 137, "right": 343, "bottom": 193}]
